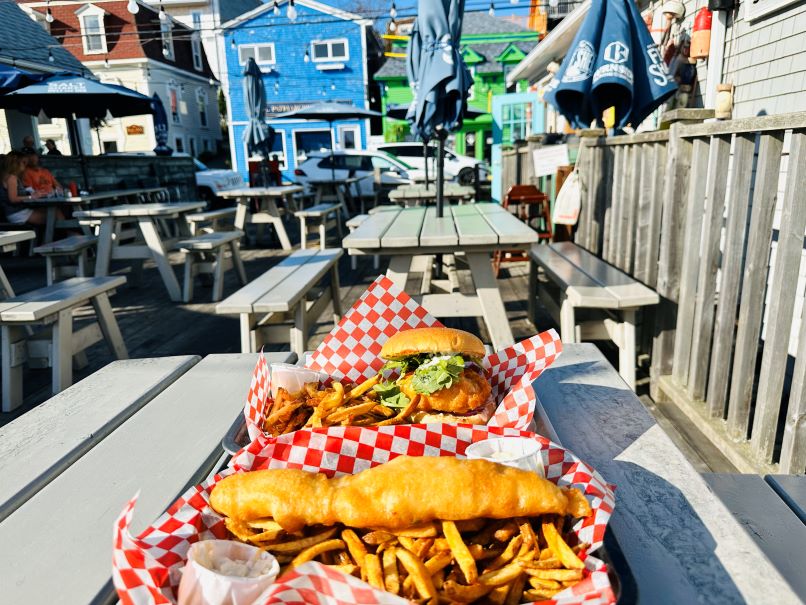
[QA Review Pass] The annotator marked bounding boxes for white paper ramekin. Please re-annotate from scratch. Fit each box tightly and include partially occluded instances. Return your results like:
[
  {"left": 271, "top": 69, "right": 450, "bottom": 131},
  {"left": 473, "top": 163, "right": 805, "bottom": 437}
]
[{"left": 464, "top": 437, "right": 545, "bottom": 476}]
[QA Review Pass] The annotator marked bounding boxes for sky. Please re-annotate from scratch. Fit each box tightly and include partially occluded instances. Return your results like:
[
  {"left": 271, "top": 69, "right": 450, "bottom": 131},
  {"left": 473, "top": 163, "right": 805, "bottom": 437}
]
[{"left": 276, "top": 0, "right": 535, "bottom": 23}]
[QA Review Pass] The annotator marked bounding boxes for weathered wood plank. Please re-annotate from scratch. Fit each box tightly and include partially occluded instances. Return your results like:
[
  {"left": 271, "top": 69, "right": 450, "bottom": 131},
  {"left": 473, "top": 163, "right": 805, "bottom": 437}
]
[
  {"left": 450, "top": 205, "right": 498, "bottom": 245},
  {"left": 681, "top": 111, "right": 806, "bottom": 138},
  {"left": 781, "top": 300, "right": 806, "bottom": 473},
  {"left": 751, "top": 131, "right": 806, "bottom": 463},
  {"left": 706, "top": 134, "right": 756, "bottom": 418},
  {"left": 253, "top": 249, "right": 343, "bottom": 313},
  {"left": 0, "top": 276, "right": 127, "bottom": 322},
  {"left": 603, "top": 145, "right": 622, "bottom": 263},
  {"left": 575, "top": 139, "right": 593, "bottom": 250},
  {"left": 419, "top": 207, "right": 458, "bottom": 247},
  {"left": 341, "top": 207, "right": 399, "bottom": 248},
  {"left": 765, "top": 475, "right": 806, "bottom": 521},
  {"left": 0, "top": 356, "right": 200, "bottom": 522},
  {"left": 597, "top": 130, "right": 671, "bottom": 145},
  {"left": 687, "top": 135, "right": 732, "bottom": 400},
  {"left": 671, "top": 137, "right": 711, "bottom": 386},
  {"left": 592, "top": 145, "right": 613, "bottom": 257},
  {"left": 646, "top": 142, "right": 667, "bottom": 288},
  {"left": 726, "top": 131, "right": 785, "bottom": 440},
  {"left": 381, "top": 206, "right": 427, "bottom": 248},
  {"left": 621, "top": 142, "right": 642, "bottom": 273},
  {"left": 633, "top": 143, "right": 654, "bottom": 284}
]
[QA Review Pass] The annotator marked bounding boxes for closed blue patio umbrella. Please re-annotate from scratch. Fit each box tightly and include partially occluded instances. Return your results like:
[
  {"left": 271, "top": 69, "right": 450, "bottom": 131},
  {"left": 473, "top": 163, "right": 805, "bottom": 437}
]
[
  {"left": 545, "top": 0, "right": 676, "bottom": 129},
  {"left": 405, "top": 0, "right": 473, "bottom": 217},
  {"left": 242, "top": 58, "right": 274, "bottom": 184},
  {"left": 151, "top": 93, "right": 172, "bottom": 156}
]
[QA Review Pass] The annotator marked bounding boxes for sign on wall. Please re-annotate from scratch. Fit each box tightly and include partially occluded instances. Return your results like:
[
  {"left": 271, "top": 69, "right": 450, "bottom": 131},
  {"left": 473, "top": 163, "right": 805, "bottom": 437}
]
[
  {"left": 532, "top": 144, "right": 570, "bottom": 178},
  {"left": 126, "top": 125, "right": 145, "bottom": 135},
  {"left": 265, "top": 100, "right": 353, "bottom": 117}
]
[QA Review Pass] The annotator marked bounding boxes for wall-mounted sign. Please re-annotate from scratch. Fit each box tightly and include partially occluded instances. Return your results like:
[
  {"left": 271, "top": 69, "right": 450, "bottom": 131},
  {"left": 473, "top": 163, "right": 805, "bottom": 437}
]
[
  {"left": 126, "top": 125, "right": 145, "bottom": 135},
  {"left": 265, "top": 100, "right": 353, "bottom": 117},
  {"left": 532, "top": 144, "right": 570, "bottom": 178}
]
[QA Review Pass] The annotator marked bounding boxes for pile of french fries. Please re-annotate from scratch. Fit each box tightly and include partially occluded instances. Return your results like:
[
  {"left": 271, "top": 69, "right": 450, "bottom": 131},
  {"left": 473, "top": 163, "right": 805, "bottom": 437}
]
[
  {"left": 224, "top": 514, "right": 588, "bottom": 603},
  {"left": 264, "top": 376, "right": 420, "bottom": 436}
]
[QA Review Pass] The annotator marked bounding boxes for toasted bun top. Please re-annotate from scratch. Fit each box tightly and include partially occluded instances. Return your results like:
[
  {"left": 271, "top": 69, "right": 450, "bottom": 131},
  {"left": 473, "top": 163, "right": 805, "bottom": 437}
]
[{"left": 381, "top": 327, "right": 485, "bottom": 360}]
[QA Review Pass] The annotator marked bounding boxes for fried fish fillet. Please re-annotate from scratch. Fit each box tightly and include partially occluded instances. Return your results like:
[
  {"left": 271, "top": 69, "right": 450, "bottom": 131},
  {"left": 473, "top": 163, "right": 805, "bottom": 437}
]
[{"left": 210, "top": 456, "right": 591, "bottom": 532}]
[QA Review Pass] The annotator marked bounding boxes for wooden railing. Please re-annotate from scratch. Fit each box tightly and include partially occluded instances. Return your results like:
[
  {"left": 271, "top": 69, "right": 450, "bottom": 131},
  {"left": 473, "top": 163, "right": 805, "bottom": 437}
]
[{"left": 569, "top": 112, "right": 806, "bottom": 474}]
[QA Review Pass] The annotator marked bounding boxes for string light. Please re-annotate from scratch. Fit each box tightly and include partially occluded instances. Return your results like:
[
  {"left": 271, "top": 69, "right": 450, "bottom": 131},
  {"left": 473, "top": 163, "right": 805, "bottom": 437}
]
[
  {"left": 304, "top": 49, "right": 310, "bottom": 63},
  {"left": 390, "top": 1, "right": 397, "bottom": 18},
  {"left": 45, "top": 0, "right": 54, "bottom": 24},
  {"left": 287, "top": 0, "right": 298, "bottom": 21},
  {"left": 159, "top": 1, "right": 168, "bottom": 22},
  {"left": 488, "top": 1, "right": 495, "bottom": 15},
  {"left": 126, "top": 0, "right": 139, "bottom": 14},
  {"left": 162, "top": 43, "right": 170, "bottom": 57},
  {"left": 330, "top": 82, "right": 336, "bottom": 90},
  {"left": 273, "top": 0, "right": 280, "bottom": 16},
  {"left": 104, "top": 56, "right": 109, "bottom": 68},
  {"left": 274, "top": 81, "right": 280, "bottom": 93},
  {"left": 230, "top": 37, "right": 236, "bottom": 49},
  {"left": 48, "top": 49, "right": 54, "bottom": 63},
  {"left": 389, "top": 19, "right": 397, "bottom": 32}
]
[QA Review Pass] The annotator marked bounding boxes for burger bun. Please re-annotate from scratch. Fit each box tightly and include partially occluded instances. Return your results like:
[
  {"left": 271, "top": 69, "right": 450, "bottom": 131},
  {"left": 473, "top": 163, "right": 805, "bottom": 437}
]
[{"left": 381, "top": 327, "right": 485, "bottom": 360}]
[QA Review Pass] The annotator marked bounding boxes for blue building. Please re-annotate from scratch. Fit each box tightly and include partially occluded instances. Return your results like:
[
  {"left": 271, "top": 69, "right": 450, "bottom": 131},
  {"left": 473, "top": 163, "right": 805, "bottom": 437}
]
[{"left": 221, "top": 0, "right": 383, "bottom": 181}]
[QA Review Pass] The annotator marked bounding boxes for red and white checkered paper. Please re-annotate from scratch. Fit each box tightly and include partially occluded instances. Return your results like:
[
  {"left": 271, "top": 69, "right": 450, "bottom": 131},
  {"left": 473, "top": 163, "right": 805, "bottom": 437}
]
[
  {"left": 113, "top": 425, "right": 616, "bottom": 605},
  {"left": 244, "top": 275, "right": 563, "bottom": 441}
]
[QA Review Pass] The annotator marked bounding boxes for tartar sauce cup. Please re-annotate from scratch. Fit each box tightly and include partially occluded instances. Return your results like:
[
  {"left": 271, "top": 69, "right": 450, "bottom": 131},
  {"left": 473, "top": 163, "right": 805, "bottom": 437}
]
[
  {"left": 177, "top": 539, "right": 279, "bottom": 605},
  {"left": 464, "top": 437, "right": 545, "bottom": 477},
  {"left": 269, "top": 363, "right": 325, "bottom": 399}
]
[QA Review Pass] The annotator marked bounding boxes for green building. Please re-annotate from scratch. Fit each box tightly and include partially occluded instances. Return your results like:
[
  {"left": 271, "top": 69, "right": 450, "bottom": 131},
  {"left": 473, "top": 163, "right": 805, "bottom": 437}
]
[{"left": 375, "top": 12, "right": 540, "bottom": 162}]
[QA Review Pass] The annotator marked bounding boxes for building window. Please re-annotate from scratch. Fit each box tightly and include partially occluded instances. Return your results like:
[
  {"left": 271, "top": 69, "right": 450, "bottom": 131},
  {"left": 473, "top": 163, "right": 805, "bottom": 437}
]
[
  {"left": 175, "top": 137, "right": 185, "bottom": 153},
  {"left": 168, "top": 83, "right": 180, "bottom": 124},
  {"left": 238, "top": 43, "right": 275, "bottom": 67},
  {"left": 311, "top": 38, "right": 349, "bottom": 63},
  {"left": 338, "top": 125, "right": 359, "bottom": 150},
  {"left": 191, "top": 13, "right": 203, "bottom": 71},
  {"left": 196, "top": 89, "right": 208, "bottom": 127},
  {"left": 246, "top": 129, "right": 287, "bottom": 169},
  {"left": 76, "top": 4, "right": 107, "bottom": 55},
  {"left": 161, "top": 20, "right": 174, "bottom": 61},
  {"left": 502, "top": 102, "right": 530, "bottom": 144},
  {"left": 190, "top": 137, "right": 197, "bottom": 157},
  {"left": 293, "top": 129, "right": 332, "bottom": 161}
]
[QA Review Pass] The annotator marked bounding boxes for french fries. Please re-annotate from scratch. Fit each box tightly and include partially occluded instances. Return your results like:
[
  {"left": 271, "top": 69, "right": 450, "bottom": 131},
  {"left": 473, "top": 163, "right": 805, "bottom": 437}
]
[
  {"left": 263, "top": 380, "right": 421, "bottom": 435},
  {"left": 222, "top": 513, "right": 591, "bottom": 603}
]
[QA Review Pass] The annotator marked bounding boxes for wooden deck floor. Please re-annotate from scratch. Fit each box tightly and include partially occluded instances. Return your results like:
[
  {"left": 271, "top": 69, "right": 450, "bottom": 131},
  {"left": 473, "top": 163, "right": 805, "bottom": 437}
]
[{"left": 0, "top": 244, "right": 547, "bottom": 425}]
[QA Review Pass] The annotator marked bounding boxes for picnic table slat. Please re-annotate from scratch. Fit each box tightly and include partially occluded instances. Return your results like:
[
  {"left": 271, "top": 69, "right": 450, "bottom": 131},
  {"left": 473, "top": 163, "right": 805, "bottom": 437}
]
[
  {"left": 216, "top": 249, "right": 320, "bottom": 314},
  {"left": 0, "top": 230, "right": 35, "bottom": 248},
  {"left": 765, "top": 474, "right": 806, "bottom": 523},
  {"left": 419, "top": 207, "right": 458, "bottom": 247},
  {"left": 476, "top": 204, "right": 539, "bottom": 245},
  {"left": 74, "top": 202, "right": 205, "bottom": 219},
  {"left": 450, "top": 205, "right": 498, "bottom": 245},
  {"left": 0, "top": 352, "right": 293, "bottom": 605},
  {"left": 530, "top": 245, "right": 620, "bottom": 308},
  {"left": 382, "top": 207, "right": 427, "bottom": 247},
  {"left": 0, "top": 356, "right": 199, "bottom": 522},
  {"left": 342, "top": 207, "right": 400, "bottom": 248},
  {"left": 0, "top": 276, "right": 127, "bottom": 321},
  {"left": 253, "top": 249, "right": 343, "bottom": 312}
]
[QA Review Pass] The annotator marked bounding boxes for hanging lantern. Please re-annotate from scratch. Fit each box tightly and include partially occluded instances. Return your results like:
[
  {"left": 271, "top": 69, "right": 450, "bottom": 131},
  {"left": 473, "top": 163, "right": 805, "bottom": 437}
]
[{"left": 690, "top": 7, "right": 712, "bottom": 59}]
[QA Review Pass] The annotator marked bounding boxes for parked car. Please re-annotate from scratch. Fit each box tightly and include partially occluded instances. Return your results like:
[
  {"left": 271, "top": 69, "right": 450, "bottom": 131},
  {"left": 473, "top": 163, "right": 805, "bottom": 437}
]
[
  {"left": 376, "top": 142, "right": 489, "bottom": 185},
  {"left": 293, "top": 150, "right": 424, "bottom": 198}
]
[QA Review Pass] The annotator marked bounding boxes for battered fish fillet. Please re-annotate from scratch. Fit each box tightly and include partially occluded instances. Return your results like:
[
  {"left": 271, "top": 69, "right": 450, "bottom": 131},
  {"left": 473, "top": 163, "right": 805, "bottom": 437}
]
[{"left": 210, "top": 456, "right": 592, "bottom": 532}]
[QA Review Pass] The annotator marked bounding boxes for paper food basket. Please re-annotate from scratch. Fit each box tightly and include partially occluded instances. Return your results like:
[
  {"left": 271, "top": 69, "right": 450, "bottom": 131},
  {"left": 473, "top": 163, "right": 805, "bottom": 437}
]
[
  {"left": 243, "top": 275, "right": 564, "bottom": 443},
  {"left": 113, "top": 424, "right": 616, "bottom": 605}
]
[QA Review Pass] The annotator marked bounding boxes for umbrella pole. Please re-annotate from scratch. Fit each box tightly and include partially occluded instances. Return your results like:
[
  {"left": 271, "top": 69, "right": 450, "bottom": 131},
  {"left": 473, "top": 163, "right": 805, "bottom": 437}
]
[
  {"left": 434, "top": 130, "right": 446, "bottom": 280},
  {"left": 330, "top": 120, "right": 336, "bottom": 181},
  {"left": 423, "top": 140, "right": 429, "bottom": 188},
  {"left": 67, "top": 114, "right": 90, "bottom": 191}
]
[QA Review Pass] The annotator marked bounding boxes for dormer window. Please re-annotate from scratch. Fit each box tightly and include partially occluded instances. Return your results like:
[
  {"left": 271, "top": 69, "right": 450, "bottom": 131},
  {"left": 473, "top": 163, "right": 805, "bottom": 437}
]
[{"left": 76, "top": 4, "right": 107, "bottom": 55}]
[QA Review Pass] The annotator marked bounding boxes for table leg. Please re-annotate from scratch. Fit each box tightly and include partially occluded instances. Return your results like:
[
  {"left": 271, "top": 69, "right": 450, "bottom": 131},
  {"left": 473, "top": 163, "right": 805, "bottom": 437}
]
[
  {"left": 2, "top": 325, "right": 24, "bottom": 411},
  {"left": 619, "top": 309, "right": 637, "bottom": 390},
  {"left": 290, "top": 301, "right": 307, "bottom": 358},
  {"left": 44, "top": 207, "right": 57, "bottom": 244},
  {"left": 138, "top": 217, "right": 183, "bottom": 302},
  {"left": 465, "top": 252, "right": 515, "bottom": 352},
  {"left": 330, "top": 264, "right": 342, "bottom": 322},
  {"left": 267, "top": 199, "right": 292, "bottom": 250},
  {"left": 300, "top": 216, "right": 308, "bottom": 250},
  {"left": 234, "top": 199, "right": 248, "bottom": 231},
  {"left": 0, "top": 265, "right": 16, "bottom": 299},
  {"left": 314, "top": 186, "right": 323, "bottom": 205},
  {"left": 559, "top": 292, "right": 576, "bottom": 343},
  {"left": 52, "top": 308, "right": 73, "bottom": 395},
  {"left": 386, "top": 255, "right": 412, "bottom": 290},
  {"left": 336, "top": 186, "right": 349, "bottom": 220},
  {"left": 91, "top": 291, "right": 129, "bottom": 360},
  {"left": 94, "top": 218, "right": 115, "bottom": 277}
]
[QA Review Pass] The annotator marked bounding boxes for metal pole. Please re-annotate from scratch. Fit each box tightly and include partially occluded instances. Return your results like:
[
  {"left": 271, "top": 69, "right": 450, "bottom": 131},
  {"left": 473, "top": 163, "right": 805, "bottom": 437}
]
[
  {"left": 436, "top": 133, "right": 445, "bottom": 218},
  {"left": 423, "top": 140, "right": 429, "bottom": 188}
]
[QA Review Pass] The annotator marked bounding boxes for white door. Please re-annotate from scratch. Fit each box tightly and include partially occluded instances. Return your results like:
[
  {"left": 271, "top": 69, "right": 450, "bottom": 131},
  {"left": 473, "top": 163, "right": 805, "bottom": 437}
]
[{"left": 338, "top": 125, "right": 360, "bottom": 150}]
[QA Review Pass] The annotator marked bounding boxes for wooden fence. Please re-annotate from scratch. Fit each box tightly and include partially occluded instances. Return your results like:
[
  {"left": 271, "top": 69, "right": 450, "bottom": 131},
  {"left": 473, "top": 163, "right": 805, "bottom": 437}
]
[{"left": 571, "top": 112, "right": 806, "bottom": 475}]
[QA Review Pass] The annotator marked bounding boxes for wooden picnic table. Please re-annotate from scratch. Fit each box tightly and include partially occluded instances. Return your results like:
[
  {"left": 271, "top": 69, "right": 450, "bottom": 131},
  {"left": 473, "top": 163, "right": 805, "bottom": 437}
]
[
  {"left": 343, "top": 203, "right": 538, "bottom": 350},
  {"left": 0, "top": 230, "right": 35, "bottom": 297},
  {"left": 218, "top": 186, "right": 302, "bottom": 250},
  {"left": 23, "top": 196, "right": 88, "bottom": 243},
  {"left": 0, "top": 351, "right": 294, "bottom": 605},
  {"left": 1, "top": 345, "right": 801, "bottom": 604},
  {"left": 64, "top": 186, "right": 168, "bottom": 205},
  {"left": 74, "top": 202, "right": 206, "bottom": 302},
  {"left": 388, "top": 183, "right": 475, "bottom": 206},
  {"left": 308, "top": 177, "right": 363, "bottom": 217}
]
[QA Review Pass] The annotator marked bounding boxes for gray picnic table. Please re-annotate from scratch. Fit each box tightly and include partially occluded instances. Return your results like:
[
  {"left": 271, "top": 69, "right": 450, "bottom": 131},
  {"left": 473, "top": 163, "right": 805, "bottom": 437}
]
[
  {"left": 74, "top": 201, "right": 206, "bottom": 302},
  {"left": 343, "top": 202, "right": 538, "bottom": 351},
  {"left": 0, "top": 351, "right": 294, "bottom": 605},
  {"left": 388, "top": 183, "right": 475, "bottom": 206},
  {"left": 0, "top": 230, "right": 36, "bottom": 297},
  {"left": 308, "top": 176, "right": 363, "bottom": 217},
  {"left": 218, "top": 185, "right": 303, "bottom": 250},
  {"left": 0, "top": 345, "right": 802, "bottom": 603}
]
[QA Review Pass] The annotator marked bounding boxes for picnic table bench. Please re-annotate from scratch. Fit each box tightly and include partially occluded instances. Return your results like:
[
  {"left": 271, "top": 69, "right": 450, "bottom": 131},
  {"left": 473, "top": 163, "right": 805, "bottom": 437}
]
[
  {"left": 185, "top": 207, "right": 238, "bottom": 235},
  {"left": 177, "top": 230, "right": 247, "bottom": 303},
  {"left": 529, "top": 241, "right": 659, "bottom": 389},
  {"left": 216, "top": 249, "right": 343, "bottom": 356},
  {"left": 0, "top": 351, "right": 294, "bottom": 605},
  {"left": 295, "top": 202, "right": 343, "bottom": 250},
  {"left": 34, "top": 234, "right": 98, "bottom": 285},
  {"left": 0, "top": 275, "right": 128, "bottom": 411}
]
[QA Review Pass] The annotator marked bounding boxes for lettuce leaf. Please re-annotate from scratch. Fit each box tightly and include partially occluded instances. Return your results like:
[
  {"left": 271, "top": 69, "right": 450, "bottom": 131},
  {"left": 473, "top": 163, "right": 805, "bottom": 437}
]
[
  {"left": 410, "top": 355, "right": 465, "bottom": 394},
  {"left": 372, "top": 381, "right": 411, "bottom": 409}
]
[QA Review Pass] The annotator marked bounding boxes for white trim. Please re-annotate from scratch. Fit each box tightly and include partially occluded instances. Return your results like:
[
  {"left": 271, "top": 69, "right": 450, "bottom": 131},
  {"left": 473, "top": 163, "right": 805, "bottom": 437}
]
[
  {"left": 291, "top": 127, "right": 334, "bottom": 162},
  {"left": 315, "top": 63, "right": 345, "bottom": 71},
  {"left": 77, "top": 5, "right": 108, "bottom": 56},
  {"left": 238, "top": 43, "right": 277, "bottom": 67},
  {"left": 221, "top": 0, "right": 368, "bottom": 30},
  {"left": 84, "top": 58, "right": 215, "bottom": 85},
  {"left": 745, "top": 0, "right": 802, "bottom": 21},
  {"left": 337, "top": 125, "right": 360, "bottom": 150},
  {"left": 311, "top": 38, "right": 350, "bottom": 63},
  {"left": 191, "top": 33, "right": 203, "bottom": 71}
]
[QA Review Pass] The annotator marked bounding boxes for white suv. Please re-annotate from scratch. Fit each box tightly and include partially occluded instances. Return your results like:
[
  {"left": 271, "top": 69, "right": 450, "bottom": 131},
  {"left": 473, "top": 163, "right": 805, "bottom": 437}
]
[
  {"left": 377, "top": 143, "right": 489, "bottom": 185},
  {"left": 294, "top": 150, "right": 424, "bottom": 197}
]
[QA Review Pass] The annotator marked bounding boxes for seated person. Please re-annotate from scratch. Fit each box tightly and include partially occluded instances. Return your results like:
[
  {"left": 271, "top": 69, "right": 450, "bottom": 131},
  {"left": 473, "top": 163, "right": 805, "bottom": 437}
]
[
  {"left": 44, "top": 139, "right": 62, "bottom": 156},
  {"left": 19, "top": 135, "right": 37, "bottom": 155},
  {"left": 0, "top": 151, "right": 46, "bottom": 225},
  {"left": 22, "top": 150, "right": 62, "bottom": 197}
]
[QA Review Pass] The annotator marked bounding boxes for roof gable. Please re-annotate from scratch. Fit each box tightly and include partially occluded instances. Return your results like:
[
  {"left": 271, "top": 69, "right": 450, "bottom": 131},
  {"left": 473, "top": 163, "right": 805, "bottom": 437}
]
[
  {"left": 496, "top": 43, "right": 527, "bottom": 63},
  {"left": 221, "top": 0, "right": 368, "bottom": 30},
  {"left": 462, "top": 46, "right": 485, "bottom": 65}
]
